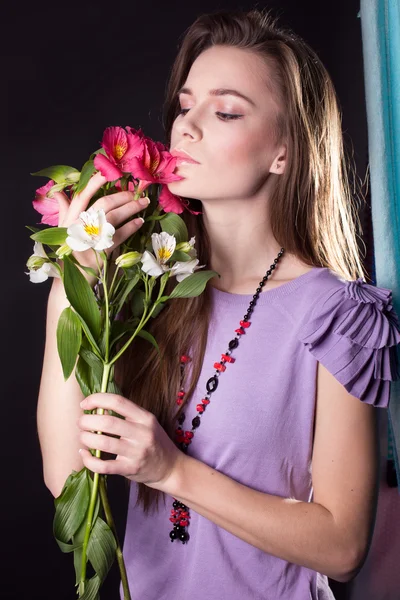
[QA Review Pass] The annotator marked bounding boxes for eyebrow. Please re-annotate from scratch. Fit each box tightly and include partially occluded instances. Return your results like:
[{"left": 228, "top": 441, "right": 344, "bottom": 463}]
[{"left": 177, "top": 86, "right": 256, "bottom": 107}]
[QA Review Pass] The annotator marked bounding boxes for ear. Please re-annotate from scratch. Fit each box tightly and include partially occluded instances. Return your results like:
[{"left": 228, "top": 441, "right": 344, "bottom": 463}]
[{"left": 269, "top": 144, "right": 287, "bottom": 175}]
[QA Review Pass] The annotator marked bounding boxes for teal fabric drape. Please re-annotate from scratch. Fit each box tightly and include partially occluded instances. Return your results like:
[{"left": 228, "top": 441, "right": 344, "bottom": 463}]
[{"left": 360, "top": 0, "right": 400, "bottom": 493}]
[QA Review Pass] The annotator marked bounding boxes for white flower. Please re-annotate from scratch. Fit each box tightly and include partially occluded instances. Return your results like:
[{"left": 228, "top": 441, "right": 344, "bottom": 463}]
[
  {"left": 66, "top": 207, "right": 115, "bottom": 251},
  {"left": 25, "top": 242, "right": 61, "bottom": 283},
  {"left": 140, "top": 232, "right": 201, "bottom": 281},
  {"left": 170, "top": 258, "right": 201, "bottom": 282},
  {"left": 140, "top": 232, "right": 177, "bottom": 277}
]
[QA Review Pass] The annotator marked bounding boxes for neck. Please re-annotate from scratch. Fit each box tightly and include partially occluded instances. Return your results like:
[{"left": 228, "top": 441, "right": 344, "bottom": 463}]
[{"left": 201, "top": 199, "right": 285, "bottom": 293}]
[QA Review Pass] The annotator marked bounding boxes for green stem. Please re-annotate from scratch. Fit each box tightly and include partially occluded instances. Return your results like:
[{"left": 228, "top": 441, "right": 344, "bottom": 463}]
[
  {"left": 80, "top": 362, "right": 112, "bottom": 592},
  {"left": 99, "top": 478, "right": 131, "bottom": 600}
]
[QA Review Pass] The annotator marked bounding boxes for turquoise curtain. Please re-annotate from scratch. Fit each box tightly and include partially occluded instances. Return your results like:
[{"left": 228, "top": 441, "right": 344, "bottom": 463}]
[{"left": 360, "top": 0, "right": 400, "bottom": 492}]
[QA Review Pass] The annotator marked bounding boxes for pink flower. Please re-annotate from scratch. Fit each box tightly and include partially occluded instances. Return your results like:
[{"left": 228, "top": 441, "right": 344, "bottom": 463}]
[
  {"left": 32, "top": 180, "right": 59, "bottom": 226},
  {"left": 127, "top": 136, "right": 183, "bottom": 196},
  {"left": 94, "top": 126, "right": 145, "bottom": 182},
  {"left": 158, "top": 185, "right": 202, "bottom": 215}
]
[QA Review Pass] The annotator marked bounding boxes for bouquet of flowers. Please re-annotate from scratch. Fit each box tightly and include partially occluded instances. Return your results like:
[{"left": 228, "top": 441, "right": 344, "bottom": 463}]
[{"left": 25, "top": 126, "right": 217, "bottom": 599}]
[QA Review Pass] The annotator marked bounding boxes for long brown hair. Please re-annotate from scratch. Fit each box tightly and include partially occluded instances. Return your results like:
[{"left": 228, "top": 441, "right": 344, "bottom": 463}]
[{"left": 115, "top": 7, "right": 367, "bottom": 511}]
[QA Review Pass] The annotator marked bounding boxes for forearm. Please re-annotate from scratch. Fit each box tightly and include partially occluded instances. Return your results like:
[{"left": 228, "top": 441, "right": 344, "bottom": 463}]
[
  {"left": 162, "top": 453, "right": 356, "bottom": 583},
  {"left": 37, "top": 278, "right": 85, "bottom": 497}
]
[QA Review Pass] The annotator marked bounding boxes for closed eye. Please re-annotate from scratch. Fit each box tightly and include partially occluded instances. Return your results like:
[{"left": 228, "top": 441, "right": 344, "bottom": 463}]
[{"left": 177, "top": 108, "right": 243, "bottom": 121}]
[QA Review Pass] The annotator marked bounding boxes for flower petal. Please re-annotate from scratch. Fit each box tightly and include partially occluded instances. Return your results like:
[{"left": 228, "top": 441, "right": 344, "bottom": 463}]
[
  {"left": 158, "top": 185, "right": 185, "bottom": 214},
  {"left": 140, "top": 251, "right": 165, "bottom": 278},
  {"left": 151, "top": 231, "right": 176, "bottom": 265},
  {"left": 94, "top": 153, "right": 123, "bottom": 182}
]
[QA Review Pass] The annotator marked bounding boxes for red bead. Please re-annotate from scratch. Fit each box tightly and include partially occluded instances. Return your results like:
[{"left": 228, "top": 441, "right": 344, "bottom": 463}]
[
  {"left": 177, "top": 391, "right": 185, "bottom": 397},
  {"left": 179, "top": 519, "right": 189, "bottom": 526},
  {"left": 171, "top": 509, "right": 177, "bottom": 515},
  {"left": 169, "top": 517, "right": 177, "bottom": 523},
  {"left": 180, "top": 511, "right": 189, "bottom": 517},
  {"left": 196, "top": 404, "right": 205, "bottom": 413},
  {"left": 175, "top": 428, "right": 183, "bottom": 435},
  {"left": 202, "top": 398, "right": 210, "bottom": 405},
  {"left": 235, "top": 328, "right": 245, "bottom": 335},
  {"left": 221, "top": 354, "right": 235, "bottom": 363},
  {"left": 214, "top": 362, "right": 226, "bottom": 372},
  {"left": 176, "top": 399, "right": 183, "bottom": 406},
  {"left": 185, "top": 431, "right": 194, "bottom": 439},
  {"left": 180, "top": 355, "right": 191, "bottom": 363},
  {"left": 240, "top": 320, "right": 251, "bottom": 328}
]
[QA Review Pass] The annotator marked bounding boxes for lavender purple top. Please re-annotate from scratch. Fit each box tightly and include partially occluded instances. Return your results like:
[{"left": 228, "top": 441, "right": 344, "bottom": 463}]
[{"left": 121, "top": 266, "right": 400, "bottom": 600}]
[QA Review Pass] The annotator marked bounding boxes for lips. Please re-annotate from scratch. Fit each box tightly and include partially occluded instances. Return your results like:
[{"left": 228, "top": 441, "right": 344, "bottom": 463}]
[{"left": 170, "top": 149, "right": 200, "bottom": 164}]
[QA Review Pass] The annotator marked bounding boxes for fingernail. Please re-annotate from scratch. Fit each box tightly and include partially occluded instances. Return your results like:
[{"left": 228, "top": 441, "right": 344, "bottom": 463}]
[
  {"left": 139, "top": 196, "right": 150, "bottom": 206},
  {"left": 79, "top": 449, "right": 83, "bottom": 454},
  {"left": 134, "top": 217, "right": 145, "bottom": 225},
  {"left": 80, "top": 400, "right": 86, "bottom": 407}
]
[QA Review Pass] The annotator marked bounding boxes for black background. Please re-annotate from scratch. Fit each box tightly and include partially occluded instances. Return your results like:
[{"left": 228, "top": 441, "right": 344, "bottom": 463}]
[{"left": 3, "top": 1, "right": 366, "bottom": 598}]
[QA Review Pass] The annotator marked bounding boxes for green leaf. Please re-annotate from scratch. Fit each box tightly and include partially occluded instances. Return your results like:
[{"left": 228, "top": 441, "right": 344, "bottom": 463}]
[
  {"left": 79, "top": 575, "right": 101, "bottom": 600},
  {"left": 31, "top": 165, "right": 80, "bottom": 184},
  {"left": 67, "top": 253, "right": 99, "bottom": 280},
  {"left": 131, "top": 289, "right": 145, "bottom": 318},
  {"left": 160, "top": 212, "right": 188, "bottom": 245},
  {"left": 170, "top": 250, "right": 192, "bottom": 263},
  {"left": 87, "top": 517, "right": 117, "bottom": 583},
  {"left": 114, "top": 272, "right": 140, "bottom": 316},
  {"left": 63, "top": 258, "right": 101, "bottom": 343},
  {"left": 150, "top": 302, "right": 166, "bottom": 318},
  {"left": 25, "top": 225, "right": 41, "bottom": 234},
  {"left": 76, "top": 353, "right": 102, "bottom": 396},
  {"left": 57, "top": 307, "right": 82, "bottom": 381},
  {"left": 137, "top": 329, "right": 160, "bottom": 356},
  {"left": 75, "top": 159, "right": 95, "bottom": 196},
  {"left": 53, "top": 469, "right": 90, "bottom": 544},
  {"left": 30, "top": 227, "right": 68, "bottom": 246},
  {"left": 169, "top": 270, "right": 218, "bottom": 299}
]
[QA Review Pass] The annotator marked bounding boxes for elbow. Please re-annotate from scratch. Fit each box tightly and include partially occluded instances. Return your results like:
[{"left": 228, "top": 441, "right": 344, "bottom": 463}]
[
  {"left": 332, "top": 543, "right": 368, "bottom": 583},
  {"left": 43, "top": 469, "right": 66, "bottom": 499}
]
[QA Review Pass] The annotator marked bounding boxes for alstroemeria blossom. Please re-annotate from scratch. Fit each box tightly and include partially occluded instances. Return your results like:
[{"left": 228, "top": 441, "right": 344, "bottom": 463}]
[
  {"left": 94, "top": 126, "right": 145, "bottom": 182},
  {"left": 140, "top": 232, "right": 200, "bottom": 281},
  {"left": 158, "top": 185, "right": 202, "bottom": 215},
  {"left": 127, "top": 137, "right": 183, "bottom": 196},
  {"left": 66, "top": 207, "right": 115, "bottom": 251},
  {"left": 32, "top": 180, "right": 60, "bottom": 226},
  {"left": 25, "top": 242, "right": 61, "bottom": 283}
]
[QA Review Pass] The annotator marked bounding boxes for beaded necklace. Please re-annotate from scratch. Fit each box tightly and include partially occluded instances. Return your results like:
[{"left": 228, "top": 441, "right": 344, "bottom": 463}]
[{"left": 169, "top": 248, "right": 285, "bottom": 543}]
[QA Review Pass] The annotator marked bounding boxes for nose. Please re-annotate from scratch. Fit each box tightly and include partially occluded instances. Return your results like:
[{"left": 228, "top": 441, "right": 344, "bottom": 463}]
[{"left": 173, "top": 109, "right": 202, "bottom": 141}]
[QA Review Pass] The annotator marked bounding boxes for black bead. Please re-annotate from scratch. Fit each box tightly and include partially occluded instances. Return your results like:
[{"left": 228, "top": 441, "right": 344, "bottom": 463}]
[
  {"left": 271, "top": 264, "right": 276, "bottom": 270},
  {"left": 206, "top": 376, "right": 219, "bottom": 393},
  {"left": 181, "top": 443, "right": 189, "bottom": 451},
  {"left": 192, "top": 416, "right": 201, "bottom": 429},
  {"left": 173, "top": 501, "right": 179, "bottom": 508},
  {"left": 179, "top": 531, "right": 189, "bottom": 543},
  {"left": 256, "top": 287, "right": 261, "bottom": 293},
  {"left": 170, "top": 530, "right": 178, "bottom": 541},
  {"left": 177, "top": 413, "right": 185, "bottom": 425},
  {"left": 253, "top": 294, "right": 258, "bottom": 299},
  {"left": 229, "top": 338, "right": 239, "bottom": 350}
]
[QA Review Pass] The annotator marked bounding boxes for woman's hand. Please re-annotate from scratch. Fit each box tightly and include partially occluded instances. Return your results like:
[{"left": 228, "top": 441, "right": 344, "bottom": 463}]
[
  {"left": 77, "top": 393, "right": 183, "bottom": 492},
  {"left": 52, "top": 172, "right": 150, "bottom": 288}
]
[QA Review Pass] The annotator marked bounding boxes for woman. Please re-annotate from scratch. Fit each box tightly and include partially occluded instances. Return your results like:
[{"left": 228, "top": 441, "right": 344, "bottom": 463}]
[{"left": 37, "top": 8, "right": 400, "bottom": 600}]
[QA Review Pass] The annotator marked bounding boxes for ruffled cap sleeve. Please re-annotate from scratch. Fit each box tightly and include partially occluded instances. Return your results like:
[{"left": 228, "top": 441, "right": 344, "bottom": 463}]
[{"left": 298, "top": 278, "right": 400, "bottom": 407}]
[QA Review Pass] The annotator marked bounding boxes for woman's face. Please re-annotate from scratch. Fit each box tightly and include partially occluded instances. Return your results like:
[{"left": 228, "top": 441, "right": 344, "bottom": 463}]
[{"left": 168, "top": 45, "right": 286, "bottom": 205}]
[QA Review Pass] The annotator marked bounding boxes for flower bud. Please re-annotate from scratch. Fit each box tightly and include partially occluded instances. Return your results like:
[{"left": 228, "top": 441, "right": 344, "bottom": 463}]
[
  {"left": 115, "top": 251, "right": 143, "bottom": 268},
  {"left": 26, "top": 255, "right": 47, "bottom": 270},
  {"left": 175, "top": 241, "right": 192, "bottom": 252},
  {"left": 56, "top": 243, "right": 73, "bottom": 258}
]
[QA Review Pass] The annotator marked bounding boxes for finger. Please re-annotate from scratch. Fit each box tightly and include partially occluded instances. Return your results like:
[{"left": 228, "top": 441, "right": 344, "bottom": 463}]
[
  {"left": 107, "top": 218, "right": 145, "bottom": 252},
  {"left": 78, "top": 412, "right": 139, "bottom": 439},
  {"left": 105, "top": 196, "right": 150, "bottom": 226},
  {"left": 80, "top": 394, "right": 153, "bottom": 425},
  {"left": 79, "top": 430, "right": 130, "bottom": 456},
  {"left": 70, "top": 171, "right": 107, "bottom": 214},
  {"left": 52, "top": 191, "right": 71, "bottom": 226},
  {"left": 79, "top": 447, "right": 128, "bottom": 475}
]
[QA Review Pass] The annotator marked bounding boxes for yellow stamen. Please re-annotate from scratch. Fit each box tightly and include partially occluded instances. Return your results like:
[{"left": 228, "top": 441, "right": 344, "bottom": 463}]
[
  {"left": 84, "top": 224, "right": 100, "bottom": 236},
  {"left": 157, "top": 246, "right": 172, "bottom": 262},
  {"left": 114, "top": 144, "right": 126, "bottom": 160}
]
